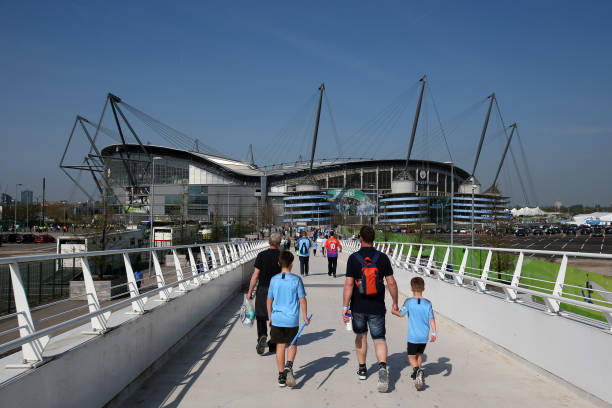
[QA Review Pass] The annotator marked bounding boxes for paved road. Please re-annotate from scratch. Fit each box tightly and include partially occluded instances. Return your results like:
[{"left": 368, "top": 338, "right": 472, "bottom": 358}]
[
  {"left": 119, "top": 254, "right": 595, "bottom": 408},
  {"left": 423, "top": 232, "right": 611, "bottom": 254}
]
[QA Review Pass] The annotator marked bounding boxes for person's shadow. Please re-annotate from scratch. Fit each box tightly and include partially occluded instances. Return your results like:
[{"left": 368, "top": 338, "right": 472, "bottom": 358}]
[
  {"left": 378, "top": 353, "right": 452, "bottom": 392},
  {"left": 297, "top": 329, "right": 335, "bottom": 346},
  {"left": 293, "top": 351, "right": 350, "bottom": 389}
]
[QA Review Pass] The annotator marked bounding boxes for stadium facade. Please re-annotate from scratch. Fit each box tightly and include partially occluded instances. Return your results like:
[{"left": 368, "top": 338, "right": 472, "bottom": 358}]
[{"left": 101, "top": 144, "right": 509, "bottom": 228}]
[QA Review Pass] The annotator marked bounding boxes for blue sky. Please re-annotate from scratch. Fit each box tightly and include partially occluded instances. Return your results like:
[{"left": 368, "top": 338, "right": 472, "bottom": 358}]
[{"left": 1, "top": 0, "right": 611, "bottom": 206}]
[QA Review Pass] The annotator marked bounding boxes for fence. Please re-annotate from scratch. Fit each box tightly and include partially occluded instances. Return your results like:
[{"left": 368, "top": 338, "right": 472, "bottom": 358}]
[
  {"left": 371, "top": 241, "right": 612, "bottom": 330},
  {"left": 0, "top": 240, "right": 267, "bottom": 367}
]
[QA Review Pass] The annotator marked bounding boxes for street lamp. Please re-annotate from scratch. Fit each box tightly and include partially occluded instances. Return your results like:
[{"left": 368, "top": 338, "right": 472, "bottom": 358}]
[
  {"left": 14, "top": 183, "right": 22, "bottom": 232},
  {"left": 471, "top": 177, "right": 476, "bottom": 276},
  {"left": 149, "top": 156, "right": 162, "bottom": 277},
  {"left": 443, "top": 162, "right": 454, "bottom": 268}
]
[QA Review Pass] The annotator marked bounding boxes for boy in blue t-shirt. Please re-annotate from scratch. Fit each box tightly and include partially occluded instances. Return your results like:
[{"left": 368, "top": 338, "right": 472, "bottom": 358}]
[
  {"left": 392, "top": 276, "right": 437, "bottom": 390},
  {"left": 267, "top": 251, "right": 309, "bottom": 388}
]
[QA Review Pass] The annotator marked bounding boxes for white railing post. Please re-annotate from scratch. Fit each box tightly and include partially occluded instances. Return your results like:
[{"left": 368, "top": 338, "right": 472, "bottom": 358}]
[
  {"left": 199, "top": 246, "right": 213, "bottom": 281},
  {"left": 414, "top": 245, "right": 423, "bottom": 273},
  {"left": 439, "top": 247, "right": 450, "bottom": 280},
  {"left": 217, "top": 246, "right": 227, "bottom": 274},
  {"left": 403, "top": 245, "right": 413, "bottom": 269},
  {"left": 81, "top": 257, "right": 111, "bottom": 332},
  {"left": 152, "top": 251, "right": 171, "bottom": 301},
  {"left": 425, "top": 246, "right": 435, "bottom": 275},
  {"left": 187, "top": 248, "right": 201, "bottom": 287},
  {"left": 210, "top": 247, "right": 220, "bottom": 277},
  {"left": 544, "top": 254, "right": 567, "bottom": 315},
  {"left": 392, "top": 243, "right": 399, "bottom": 266},
  {"left": 396, "top": 243, "right": 405, "bottom": 266},
  {"left": 476, "top": 250, "right": 492, "bottom": 293},
  {"left": 504, "top": 251, "right": 524, "bottom": 302},
  {"left": 172, "top": 249, "right": 188, "bottom": 292},
  {"left": 123, "top": 253, "right": 148, "bottom": 314},
  {"left": 455, "top": 249, "right": 469, "bottom": 286},
  {"left": 6, "top": 262, "right": 49, "bottom": 368}
]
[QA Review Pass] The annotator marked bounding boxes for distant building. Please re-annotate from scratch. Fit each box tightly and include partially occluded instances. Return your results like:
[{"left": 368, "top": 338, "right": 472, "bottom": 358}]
[
  {"left": 21, "top": 190, "right": 34, "bottom": 205},
  {"left": 1, "top": 193, "right": 13, "bottom": 205}
]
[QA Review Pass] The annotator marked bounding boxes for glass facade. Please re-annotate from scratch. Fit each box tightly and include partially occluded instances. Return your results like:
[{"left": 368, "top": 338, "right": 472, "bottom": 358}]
[
  {"left": 188, "top": 185, "right": 208, "bottom": 216},
  {"left": 107, "top": 153, "right": 189, "bottom": 186}
]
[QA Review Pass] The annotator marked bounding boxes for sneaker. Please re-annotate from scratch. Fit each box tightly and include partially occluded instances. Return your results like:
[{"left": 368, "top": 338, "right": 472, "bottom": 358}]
[
  {"left": 357, "top": 366, "right": 367, "bottom": 380},
  {"left": 415, "top": 368, "right": 424, "bottom": 390},
  {"left": 285, "top": 367, "right": 296, "bottom": 387},
  {"left": 256, "top": 336, "right": 267, "bottom": 355},
  {"left": 410, "top": 368, "right": 418, "bottom": 380},
  {"left": 278, "top": 372, "right": 287, "bottom": 387},
  {"left": 377, "top": 366, "right": 389, "bottom": 392}
]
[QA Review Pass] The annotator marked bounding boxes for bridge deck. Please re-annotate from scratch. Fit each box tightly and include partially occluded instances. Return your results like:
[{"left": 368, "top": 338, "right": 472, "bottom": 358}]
[{"left": 120, "top": 254, "right": 594, "bottom": 408}]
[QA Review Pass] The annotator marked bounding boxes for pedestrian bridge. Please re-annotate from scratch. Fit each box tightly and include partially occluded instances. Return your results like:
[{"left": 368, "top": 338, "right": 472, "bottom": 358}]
[{"left": 0, "top": 240, "right": 610, "bottom": 407}]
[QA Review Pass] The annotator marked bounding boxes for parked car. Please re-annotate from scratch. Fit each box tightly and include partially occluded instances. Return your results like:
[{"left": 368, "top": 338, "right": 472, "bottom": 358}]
[
  {"left": 34, "top": 234, "right": 56, "bottom": 243},
  {"left": 592, "top": 228, "right": 604, "bottom": 237},
  {"left": 605, "top": 227, "right": 612, "bottom": 235},
  {"left": 515, "top": 228, "right": 529, "bottom": 237},
  {"left": 15, "top": 234, "right": 35, "bottom": 243},
  {"left": 532, "top": 228, "right": 543, "bottom": 236},
  {"left": 580, "top": 227, "right": 592, "bottom": 235},
  {"left": 5, "top": 233, "right": 18, "bottom": 243}
]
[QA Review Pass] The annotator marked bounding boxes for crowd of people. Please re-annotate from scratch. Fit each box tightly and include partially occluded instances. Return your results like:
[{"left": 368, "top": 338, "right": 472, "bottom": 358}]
[{"left": 247, "top": 225, "right": 437, "bottom": 391}]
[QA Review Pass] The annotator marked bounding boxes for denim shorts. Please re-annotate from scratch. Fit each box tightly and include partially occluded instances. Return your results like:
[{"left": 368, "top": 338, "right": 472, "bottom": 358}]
[{"left": 351, "top": 312, "right": 386, "bottom": 340}]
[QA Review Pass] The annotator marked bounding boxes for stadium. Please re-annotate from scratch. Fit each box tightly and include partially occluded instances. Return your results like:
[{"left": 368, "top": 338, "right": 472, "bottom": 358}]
[
  {"left": 62, "top": 81, "right": 529, "bottom": 231},
  {"left": 100, "top": 143, "right": 508, "bottom": 228}
]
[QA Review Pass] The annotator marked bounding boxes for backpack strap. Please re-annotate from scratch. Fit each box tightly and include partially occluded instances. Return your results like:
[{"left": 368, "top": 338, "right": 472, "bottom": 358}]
[
  {"left": 353, "top": 253, "right": 364, "bottom": 265},
  {"left": 371, "top": 251, "right": 381, "bottom": 264}
]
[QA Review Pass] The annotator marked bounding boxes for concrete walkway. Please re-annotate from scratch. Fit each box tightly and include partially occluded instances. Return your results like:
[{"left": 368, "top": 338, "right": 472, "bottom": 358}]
[{"left": 120, "top": 254, "right": 596, "bottom": 408}]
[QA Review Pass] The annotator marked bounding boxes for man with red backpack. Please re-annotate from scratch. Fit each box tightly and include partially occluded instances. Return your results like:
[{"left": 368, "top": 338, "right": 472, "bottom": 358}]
[{"left": 342, "top": 225, "right": 398, "bottom": 393}]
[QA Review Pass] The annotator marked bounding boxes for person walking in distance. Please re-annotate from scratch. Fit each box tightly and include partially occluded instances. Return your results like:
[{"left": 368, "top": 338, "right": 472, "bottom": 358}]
[
  {"left": 297, "top": 231, "right": 311, "bottom": 277},
  {"left": 342, "top": 225, "right": 399, "bottom": 392},
  {"left": 247, "top": 233, "right": 282, "bottom": 355},
  {"left": 323, "top": 230, "right": 342, "bottom": 277}
]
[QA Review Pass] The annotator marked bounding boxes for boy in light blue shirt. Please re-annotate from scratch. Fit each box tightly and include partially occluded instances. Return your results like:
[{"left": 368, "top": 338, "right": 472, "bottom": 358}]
[
  {"left": 267, "top": 251, "right": 309, "bottom": 388},
  {"left": 392, "top": 276, "right": 437, "bottom": 390}
]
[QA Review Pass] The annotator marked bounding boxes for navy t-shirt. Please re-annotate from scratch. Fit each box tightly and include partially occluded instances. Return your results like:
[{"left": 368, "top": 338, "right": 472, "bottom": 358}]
[{"left": 346, "top": 247, "right": 393, "bottom": 315}]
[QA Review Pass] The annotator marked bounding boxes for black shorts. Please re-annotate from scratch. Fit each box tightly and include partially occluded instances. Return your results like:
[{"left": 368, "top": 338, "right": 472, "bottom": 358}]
[
  {"left": 407, "top": 342, "right": 427, "bottom": 355},
  {"left": 270, "top": 325, "right": 299, "bottom": 344}
]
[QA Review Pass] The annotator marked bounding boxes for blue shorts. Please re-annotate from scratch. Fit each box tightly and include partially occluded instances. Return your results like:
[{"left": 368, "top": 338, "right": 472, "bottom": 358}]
[{"left": 351, "top": 312, "right": 386, "bottom": 341}]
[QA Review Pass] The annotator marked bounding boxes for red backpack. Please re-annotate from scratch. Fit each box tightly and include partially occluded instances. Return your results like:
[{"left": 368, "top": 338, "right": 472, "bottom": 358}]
[{"left": 354, "top": 252, "right": 385, "bottom": 296}]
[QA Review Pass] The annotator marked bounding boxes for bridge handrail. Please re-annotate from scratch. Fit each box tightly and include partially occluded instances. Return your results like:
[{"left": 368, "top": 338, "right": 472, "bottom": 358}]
[
  {"left": 0, "top": 240, "right": 268, "bottom": 368},
  {"left": 372, "top": 240, "right": 612, "bottom": 332}
]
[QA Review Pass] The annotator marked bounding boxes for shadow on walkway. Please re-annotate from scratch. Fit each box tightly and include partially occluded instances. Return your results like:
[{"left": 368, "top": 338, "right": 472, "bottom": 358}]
[
  {"left": 374, "top": 353, "right": 452, "bottom": 392},
  {"left": 293, "top": 351, "right": 350, "bottom": 389},
  {"left": 129, "top": 297, "right": 241, "bottom": 408},
  {"left": 297, "top": 329, "right": 335, "bottom": 346}
]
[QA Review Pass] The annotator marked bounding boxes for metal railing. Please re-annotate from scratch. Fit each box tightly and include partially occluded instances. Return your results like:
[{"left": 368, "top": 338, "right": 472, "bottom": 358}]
[
  {"left": 372, "top": 241, "right": 612, "bottom": 332},
  {"left": 0, "top": 240, "right": 267, "bottom": 368}
]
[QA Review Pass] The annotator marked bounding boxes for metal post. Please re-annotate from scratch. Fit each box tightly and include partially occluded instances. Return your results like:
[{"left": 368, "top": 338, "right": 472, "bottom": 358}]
[
  {"left": 15, "top": 183, "right": 22, "bottom": 232},
  {"left": 451, "top": 162, "right": 454, "bottom": 266},
  {"left": 471, "top": 181, "right": 475, "bottom": 276},
  {"left": 149, "top": 156, "right": 161, "bottom": 277},
  {"left": 227, "top": 184, "right": 230, "bottom": 242}
]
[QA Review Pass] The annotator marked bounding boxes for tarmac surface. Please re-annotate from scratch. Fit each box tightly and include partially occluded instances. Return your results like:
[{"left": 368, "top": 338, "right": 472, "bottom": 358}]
[
  {"left": 118, "top": 253, "right": 597, "bottom": 408},
  {"left": 428, "top": 232, "right": 611, "bottom": 254}
]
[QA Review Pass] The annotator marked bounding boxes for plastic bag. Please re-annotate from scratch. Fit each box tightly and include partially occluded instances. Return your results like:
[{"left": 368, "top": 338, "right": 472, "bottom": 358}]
[{"left": 239, "top": 294, "right": 255, "bottom": 328}]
